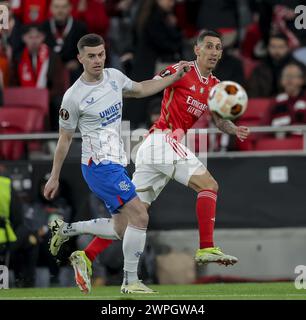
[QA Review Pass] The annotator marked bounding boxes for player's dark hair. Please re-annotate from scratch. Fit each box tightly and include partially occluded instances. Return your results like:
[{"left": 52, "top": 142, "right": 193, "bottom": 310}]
[
  {"left": 197, "top": 30, "right": 221, "bottom": 45},
  {"left": 269, "top": 32, "right": 288, "bottom": 44},
  {"left": 77, "top": 33, "right": 105, "bottom": 52}
]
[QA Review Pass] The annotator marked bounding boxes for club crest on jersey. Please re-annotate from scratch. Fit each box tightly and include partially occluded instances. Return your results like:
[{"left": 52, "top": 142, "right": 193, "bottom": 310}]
[
  {"left": 200, "top": 87, "right": 205, "bottom": 94},
  {"left": 119, "top": 180, "right": 130, "bottom": 191},
  {"left": 110, "top": 80, "right": 119, "bottom": 92},
  {"left": 59, "top": 108, "right": 69, "bottom": 120}
]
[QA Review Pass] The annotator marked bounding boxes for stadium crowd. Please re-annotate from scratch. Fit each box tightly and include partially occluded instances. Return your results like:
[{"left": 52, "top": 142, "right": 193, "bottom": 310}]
[{"left": 0, "top": 0, "right": 306, "bottom": 158}]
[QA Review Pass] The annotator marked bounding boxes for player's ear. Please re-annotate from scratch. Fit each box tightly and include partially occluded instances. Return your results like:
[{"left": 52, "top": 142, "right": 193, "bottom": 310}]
[
  {"left": 218, "top": 50, "right": 223, "bottom": 60},
  {"left": 77, "top": 53, "right": 82, "bottom": 64},
  {"left": 194, "top": 44, "right": 200, "bottom": 57}
]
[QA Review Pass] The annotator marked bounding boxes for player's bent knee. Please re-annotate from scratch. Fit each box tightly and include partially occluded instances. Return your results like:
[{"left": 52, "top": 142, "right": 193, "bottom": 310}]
[
  {"left": 189, "top": 174, "right": 219, "bottom": 193},
  {"left": 130, "top": 208, "right": 149, "bottom": 228},
  {"left": 113, "top": 216, "right": 128, "bottom": 239},
  {"left": 207, "top": 178, "right": 218, "bottom": 192},
  {"left": 114, "top": 224, "right": 125, "bottom": 239},
  {"left": 197, "top": 180, "right": 218, "bottom": 192}
]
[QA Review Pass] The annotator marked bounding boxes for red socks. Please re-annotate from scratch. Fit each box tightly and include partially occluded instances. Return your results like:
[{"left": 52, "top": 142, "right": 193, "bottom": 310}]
[
  {"left": 84, "top": 237, "right": 113, "bottom": 262},
  {"left": 196, "top": 189, "right": 217, "bottom": 249}
]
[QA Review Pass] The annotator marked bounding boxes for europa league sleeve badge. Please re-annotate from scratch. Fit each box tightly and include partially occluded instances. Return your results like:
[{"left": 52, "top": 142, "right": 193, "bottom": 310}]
[{"left": 59, "top": 108, "right": 70, "bottom": 120}]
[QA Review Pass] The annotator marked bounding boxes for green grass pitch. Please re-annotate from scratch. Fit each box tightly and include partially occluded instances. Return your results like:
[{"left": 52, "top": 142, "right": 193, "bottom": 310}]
[{"left": 0, "top": 282, "right": 305, "bottom": 300}]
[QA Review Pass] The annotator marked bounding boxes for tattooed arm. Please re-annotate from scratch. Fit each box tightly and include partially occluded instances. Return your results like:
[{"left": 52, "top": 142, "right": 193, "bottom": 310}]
[{"left": 211, "top": 111, "right": 250, "bottom": 141}]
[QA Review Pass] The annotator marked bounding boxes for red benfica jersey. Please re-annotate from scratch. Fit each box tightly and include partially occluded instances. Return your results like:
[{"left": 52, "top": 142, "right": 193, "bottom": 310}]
[{"left": 152, "top": 61, "right": 219, "bottom": 135}]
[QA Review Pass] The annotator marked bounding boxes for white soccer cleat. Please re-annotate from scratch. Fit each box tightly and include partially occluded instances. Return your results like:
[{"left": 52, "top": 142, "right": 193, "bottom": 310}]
[
  {"left": 121, "top": 280, "right": 157, "bottom": 294},
  {"left": 48, "top": 219, "right": 69, "bottom": 256},
  {"left": 70, "top": 251, "right": 92, "bottom": 294}
]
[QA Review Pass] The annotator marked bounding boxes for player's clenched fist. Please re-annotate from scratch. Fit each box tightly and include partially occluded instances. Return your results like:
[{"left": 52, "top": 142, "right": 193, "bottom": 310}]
[
  {"left": 235, "top": 126, "right": 250, "bottom": 142},
  {"left": 174, "top": 61, "right": 191, "bottom": 80},
  {"left": 44, "top": 177, "right": 59, "bottom": 200}
]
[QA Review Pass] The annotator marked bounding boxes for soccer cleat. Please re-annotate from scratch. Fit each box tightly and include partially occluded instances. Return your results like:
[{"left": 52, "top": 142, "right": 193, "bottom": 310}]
[
  {"left": 48, "top": 219, "right": 69, "bottom": 256},
  {"left": 195, "top": 247, "right": 238, "bottom": 266},
  {"left": 121, "top": 280, "right": 157, "bottom": 294},
  {"left": 70, "top": 251, "right": 92, "bottom": 294}
]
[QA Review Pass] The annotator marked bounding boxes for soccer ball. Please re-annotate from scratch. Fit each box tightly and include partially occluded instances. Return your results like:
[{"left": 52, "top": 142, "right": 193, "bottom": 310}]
[{"left": 208, "top": 81, "right": 248, "bottom": 120}]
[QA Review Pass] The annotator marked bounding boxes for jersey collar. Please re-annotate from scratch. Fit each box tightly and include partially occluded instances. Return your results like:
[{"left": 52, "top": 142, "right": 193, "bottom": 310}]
[
  {"left": 194, "top": 61, "right": 211, "bottom": 84},
  {"left": 80, "top": 71, "right": 105, "bottom": 86}
]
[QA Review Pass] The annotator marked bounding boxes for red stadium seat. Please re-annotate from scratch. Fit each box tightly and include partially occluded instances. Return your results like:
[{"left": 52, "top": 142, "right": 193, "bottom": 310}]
[
  {"left": 1, "top": 104, "right": 45, "bottom": 133},
  {"left": 236, "top": 98, "right": 274, "bottom": 151},
  {"left": 0, "top": 126, "right": 25, "bottom": 160},
  {"left": 0, "top": 107, "right": 43, "bottom": 160},
  {"left": 237, "top": 98, "right": 273, "bottom": 126},
  {"left": 254, "top": 136, "right": 303, "bottom": 151},
  {"left": 3, "top": 87, "right": 49, "bottom": 117}
]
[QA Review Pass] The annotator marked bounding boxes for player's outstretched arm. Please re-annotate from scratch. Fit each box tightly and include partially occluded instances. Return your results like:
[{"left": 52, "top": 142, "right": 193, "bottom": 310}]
[
  {"left": 44, "top": 128, "right": 74, "bottom": 200},
  {"left": 211, "top": 111, "right": 250, "bottom": 142},
  {"left": 124, "top": 61, "right": 191, "bottom": 98}
]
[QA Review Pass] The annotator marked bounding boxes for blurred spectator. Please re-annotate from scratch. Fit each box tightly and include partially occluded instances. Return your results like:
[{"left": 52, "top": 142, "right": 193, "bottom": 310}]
[
  {"left": 20, "top": 173, "right": 74, "bottom": 285},
  {"left": 70, "top": 0, "right": 109, "bottom": 39},
  {"left": 0, "top": 165, "right": 38, "bottom": 287},
  {"left": 0, "top": 70, "right": 3, "bottom": 105},
  {"left": 105, "top": 0, "right": 137, "bottom": 71},
  {"left": 131, "top": 0, "right": 183, "bottom": 78},
  {"left": 42, "top": 0, "right": 87, "bottom": 83},
  {"left": 258, "top": 0, "right": 306, "bottom": 50},
  {"left": 247, "top": 33, "right": 293, "bottom": 97},
  {"left": 269, "top": 62, "right": 306, "bottom": 131},
  {"left": 0, "top": 1, "right": 23, "bottom": 86},
  {"left": 123, "top": 0, "right": 183, "bottom": 128},
  {"left": 12, "top": 24, "right": 65, "bottom": 130},
  {"left": 240, "top": 1, "right": 263, "bottom": 59},
  {"left": 0, "top": 168, "right": 18, "bottom": 267},
  {"left": 11, "top": 0, "right": 50, "bottom": 25},
  {"left": 175, "top": 0, "right": 198, "bottom": 39},
  {"left": 195, "top": 0, "right": 252, "bottom": 44},
  {"left": 196, "top": 0, "right": 239, "bottom": 31},
  {"left": 214, "top": 30, "right": 246, "bottom": 86},
  {"left": 105, "top": 0, "right": 135, "bottom": 17}
]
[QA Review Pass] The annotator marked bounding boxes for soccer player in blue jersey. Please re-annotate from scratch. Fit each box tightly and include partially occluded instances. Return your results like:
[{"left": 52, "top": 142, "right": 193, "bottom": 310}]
[{"left": 44, "top": 33, "right": 190, "bottom": 293}]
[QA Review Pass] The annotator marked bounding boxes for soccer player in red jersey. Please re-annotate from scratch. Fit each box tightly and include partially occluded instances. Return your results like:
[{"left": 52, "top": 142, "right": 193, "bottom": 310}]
[
  {"left": 133, "top": 30, "right": 250, "bottom": 265},
  {"left": 56, "top": 30, "right": 250, "bottom": 292}
]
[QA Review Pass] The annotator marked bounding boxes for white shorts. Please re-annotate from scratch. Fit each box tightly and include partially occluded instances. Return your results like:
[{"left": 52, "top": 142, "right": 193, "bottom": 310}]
[{"left": 132, "top": 131, "right": 205, "bottom": 204}]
